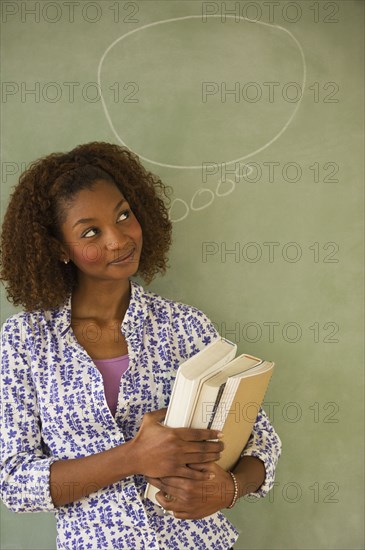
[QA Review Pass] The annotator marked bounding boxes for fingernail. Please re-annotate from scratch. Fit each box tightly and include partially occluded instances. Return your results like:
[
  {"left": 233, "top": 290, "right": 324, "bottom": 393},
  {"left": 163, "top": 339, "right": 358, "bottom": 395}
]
[
  {"left": 217, "top": 432, "right": 224, "bottom": 438},
  {"left": 208, "top": 473, "right": 215, "bottom": 480}
]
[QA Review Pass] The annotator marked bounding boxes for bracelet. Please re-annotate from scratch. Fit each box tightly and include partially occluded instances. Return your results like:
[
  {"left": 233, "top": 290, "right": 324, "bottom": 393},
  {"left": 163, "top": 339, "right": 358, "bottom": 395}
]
[{"left": 227, "top": 471, "right": 239, "bottom": 509}]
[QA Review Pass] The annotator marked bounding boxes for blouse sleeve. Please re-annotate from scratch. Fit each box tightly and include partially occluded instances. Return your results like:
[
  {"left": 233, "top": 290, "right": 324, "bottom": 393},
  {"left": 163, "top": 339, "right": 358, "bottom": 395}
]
[
  {"left": 0, "top": 317, "right": 57, "bottom": 513},
  {"left": 239, "top": 406, "right": 282, "bottom": 499}
]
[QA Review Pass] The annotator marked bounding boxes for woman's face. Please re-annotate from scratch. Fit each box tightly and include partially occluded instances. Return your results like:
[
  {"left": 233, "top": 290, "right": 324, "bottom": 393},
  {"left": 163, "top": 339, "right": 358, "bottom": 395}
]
[{"left": 58, "top": 179, "right": 143, "bottom": 284}]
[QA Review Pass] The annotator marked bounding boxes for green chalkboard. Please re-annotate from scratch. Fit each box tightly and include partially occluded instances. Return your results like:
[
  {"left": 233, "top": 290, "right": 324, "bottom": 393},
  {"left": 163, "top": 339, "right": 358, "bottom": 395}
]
[{"left": 1, "top": 1, "right": 363, "bottom": 548}]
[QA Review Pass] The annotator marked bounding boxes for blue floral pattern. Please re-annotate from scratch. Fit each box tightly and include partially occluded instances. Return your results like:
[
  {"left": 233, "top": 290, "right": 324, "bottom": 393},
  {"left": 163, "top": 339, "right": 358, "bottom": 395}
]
[{"left": 0, "top": 280, "right": 281, "bottom": 549}]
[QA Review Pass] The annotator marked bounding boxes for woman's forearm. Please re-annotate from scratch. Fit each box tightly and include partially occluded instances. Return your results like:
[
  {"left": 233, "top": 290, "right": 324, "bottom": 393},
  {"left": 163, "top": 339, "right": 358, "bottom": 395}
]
[
  {"left": 49, "top": 440, "right": 137, "bottom": 507},
  {"left": 232, "top": 456, "right": 266, "bottom": 498}
]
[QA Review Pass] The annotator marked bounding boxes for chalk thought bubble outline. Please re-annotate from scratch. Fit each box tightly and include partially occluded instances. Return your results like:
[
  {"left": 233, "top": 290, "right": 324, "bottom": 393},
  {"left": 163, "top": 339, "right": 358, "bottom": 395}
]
[{"left": 97, "top": 15, "right": 306, "bottom": 170}]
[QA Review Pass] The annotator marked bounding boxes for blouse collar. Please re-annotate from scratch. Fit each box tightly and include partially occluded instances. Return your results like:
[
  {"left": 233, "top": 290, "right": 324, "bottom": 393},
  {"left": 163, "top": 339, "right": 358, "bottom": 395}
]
[{"left": 51, "top": 279, "right": 148, "bottom": 339}]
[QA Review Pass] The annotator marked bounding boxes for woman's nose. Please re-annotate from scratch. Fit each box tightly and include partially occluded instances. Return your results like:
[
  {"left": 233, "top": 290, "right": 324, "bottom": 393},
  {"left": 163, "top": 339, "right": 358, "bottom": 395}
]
[
  {"left": 104, "top": 227, "right": 128, "bottom": 251},
  {"left": 106, "top": 240, "right": 120, "bottom": 251}
]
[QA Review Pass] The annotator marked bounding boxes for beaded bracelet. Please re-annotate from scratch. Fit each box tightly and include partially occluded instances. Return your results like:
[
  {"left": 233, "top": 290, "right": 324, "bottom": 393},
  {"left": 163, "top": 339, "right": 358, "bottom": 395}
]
[{"left": 227, "top": 471, "right": 239, "bottom": 509}]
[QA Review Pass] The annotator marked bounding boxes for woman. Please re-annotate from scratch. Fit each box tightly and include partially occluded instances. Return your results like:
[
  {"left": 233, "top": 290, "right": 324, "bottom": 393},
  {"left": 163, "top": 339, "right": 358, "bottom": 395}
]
[{"left": 0, "top": 141, "right": 281, "bottom": 550}]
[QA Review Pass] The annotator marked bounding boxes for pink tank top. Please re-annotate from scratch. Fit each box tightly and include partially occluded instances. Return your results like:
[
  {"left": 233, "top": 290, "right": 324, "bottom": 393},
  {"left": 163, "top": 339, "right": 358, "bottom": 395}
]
[{"left": 93, "top": 354, "right": 129, "bottom": 417}]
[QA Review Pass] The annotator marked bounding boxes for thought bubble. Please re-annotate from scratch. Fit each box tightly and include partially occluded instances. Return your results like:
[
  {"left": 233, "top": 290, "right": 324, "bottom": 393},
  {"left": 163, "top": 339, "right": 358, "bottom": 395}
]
[{"left": 97, "top": 15, "right": 306, "bottom": 169}]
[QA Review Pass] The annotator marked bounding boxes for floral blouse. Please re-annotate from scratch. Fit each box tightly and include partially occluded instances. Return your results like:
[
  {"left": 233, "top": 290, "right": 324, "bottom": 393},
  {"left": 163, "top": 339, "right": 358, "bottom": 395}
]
[{"left": 0, "top": 279, "right": 282, "bottom": 549}]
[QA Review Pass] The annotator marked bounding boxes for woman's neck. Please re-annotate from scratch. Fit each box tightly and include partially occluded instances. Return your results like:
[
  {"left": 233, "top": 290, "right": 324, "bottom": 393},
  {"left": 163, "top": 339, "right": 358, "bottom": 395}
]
[{"left": 71, "top": 278, "right": 131, "bottom": 323}]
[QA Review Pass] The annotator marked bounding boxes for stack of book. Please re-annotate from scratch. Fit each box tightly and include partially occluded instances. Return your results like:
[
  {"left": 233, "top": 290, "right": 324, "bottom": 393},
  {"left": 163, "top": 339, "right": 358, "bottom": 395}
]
[{"left": 144, "top": 338, "right": 275, "bottom": 504}]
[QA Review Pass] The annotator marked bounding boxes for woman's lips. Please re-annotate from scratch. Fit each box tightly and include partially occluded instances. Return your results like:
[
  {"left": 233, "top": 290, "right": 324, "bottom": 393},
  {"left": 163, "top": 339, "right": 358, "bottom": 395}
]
[{"left": 109, "top": 249, "right": 135, "bottom": 264}]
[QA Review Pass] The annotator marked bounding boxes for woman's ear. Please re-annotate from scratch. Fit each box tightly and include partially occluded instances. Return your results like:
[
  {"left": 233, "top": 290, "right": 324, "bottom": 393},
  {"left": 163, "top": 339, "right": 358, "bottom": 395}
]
[{"left": 51, "top": 236, "right": 70, "bottom": 264}]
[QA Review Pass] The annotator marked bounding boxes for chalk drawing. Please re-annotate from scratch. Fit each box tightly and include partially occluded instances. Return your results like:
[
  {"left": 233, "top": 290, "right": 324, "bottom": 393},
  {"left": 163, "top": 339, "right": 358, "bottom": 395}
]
[
  {"left": 168, "top": 163, "right": 254, "bottom": 222},
  {"left": 97, "top": 15, "right": 306, "bottom": 170}
]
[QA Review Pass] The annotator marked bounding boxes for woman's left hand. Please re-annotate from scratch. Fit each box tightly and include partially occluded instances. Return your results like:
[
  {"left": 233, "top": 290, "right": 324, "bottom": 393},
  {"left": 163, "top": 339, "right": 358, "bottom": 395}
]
[{"left": 145, "top": 462, "right": 235, "bottom": 520}]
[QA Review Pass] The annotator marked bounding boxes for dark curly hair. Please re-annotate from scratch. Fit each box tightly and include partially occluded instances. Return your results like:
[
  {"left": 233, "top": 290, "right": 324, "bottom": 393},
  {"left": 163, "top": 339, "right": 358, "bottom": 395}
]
[{"left": 0, "top": 142, "right": 173, "bottom": 311}]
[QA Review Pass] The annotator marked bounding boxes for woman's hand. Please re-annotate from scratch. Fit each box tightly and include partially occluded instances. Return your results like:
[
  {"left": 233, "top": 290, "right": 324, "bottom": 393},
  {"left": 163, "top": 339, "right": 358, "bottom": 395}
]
[
  {"left": 131, "top": 408, "right": 224, "bottom": 480},
  {"left": 146, "top": 462, "right": 235, "bottom": 520}
]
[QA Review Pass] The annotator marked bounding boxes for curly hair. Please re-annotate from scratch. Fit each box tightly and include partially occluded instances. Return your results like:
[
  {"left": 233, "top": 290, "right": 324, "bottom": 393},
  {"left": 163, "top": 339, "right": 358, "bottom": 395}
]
[{"left": 0, "top": 142, "right": 173, "bottom": 311}]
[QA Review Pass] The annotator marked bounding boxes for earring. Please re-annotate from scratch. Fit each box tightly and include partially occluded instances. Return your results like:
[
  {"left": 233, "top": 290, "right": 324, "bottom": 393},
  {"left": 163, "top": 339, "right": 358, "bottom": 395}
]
[{"left": 63, "top": 259, "right": 69, "bottom": 265}]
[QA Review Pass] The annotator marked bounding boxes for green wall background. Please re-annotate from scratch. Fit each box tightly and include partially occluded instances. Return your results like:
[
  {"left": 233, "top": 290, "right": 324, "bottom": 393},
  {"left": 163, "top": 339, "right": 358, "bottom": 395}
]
[{"left": 1, "top": 1, "right": 363, "bottom": 548}]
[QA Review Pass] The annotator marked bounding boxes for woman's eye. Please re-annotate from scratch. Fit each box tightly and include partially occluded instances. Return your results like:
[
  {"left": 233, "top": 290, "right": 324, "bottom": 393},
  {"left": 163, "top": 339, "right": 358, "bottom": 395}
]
[
  {"left": 117, "top": 210, "right": 130, "bottom": 222},
  {"left": 80, "top": 211, "right": 130, "bottom": 238},
  {"left": 82, "top": 228, "right": 98, "bottom": 238}
]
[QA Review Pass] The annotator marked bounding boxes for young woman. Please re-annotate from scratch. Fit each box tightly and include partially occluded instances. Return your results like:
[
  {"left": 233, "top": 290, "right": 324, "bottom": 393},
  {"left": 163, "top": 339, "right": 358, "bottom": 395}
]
[{"left": 0, "top": 142, "right": 281, "bottom": 550}]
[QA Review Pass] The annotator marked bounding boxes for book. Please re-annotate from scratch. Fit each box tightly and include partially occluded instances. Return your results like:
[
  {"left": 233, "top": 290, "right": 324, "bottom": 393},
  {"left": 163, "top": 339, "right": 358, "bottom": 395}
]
[
  {"left": 207, "top": 357, "right": 274, "bottom": 471},
  {"left": 189, "top": 354, "right": 266, "bottom": 429},
  {"left": 162, "top": 338, "right": 238, "bottom": 428},
  {"left": 144, "top": 338, "right": 275, "bottom": 505}
]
